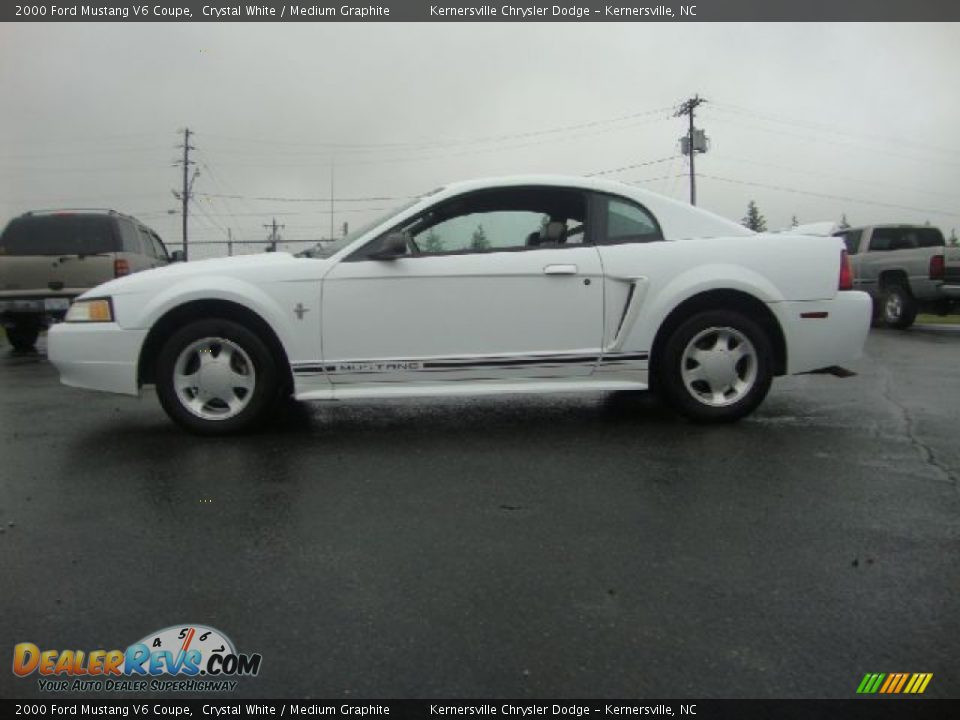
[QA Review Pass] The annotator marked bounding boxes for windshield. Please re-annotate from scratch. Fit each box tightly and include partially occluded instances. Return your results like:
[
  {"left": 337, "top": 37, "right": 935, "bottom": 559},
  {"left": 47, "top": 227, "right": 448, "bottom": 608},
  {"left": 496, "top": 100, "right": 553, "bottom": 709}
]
[
  {"left": 297, "top": 198, "right": 424, "bottom": 258},
  {"left": 0, "top": 215, "right": 120, "bottom": 256}
]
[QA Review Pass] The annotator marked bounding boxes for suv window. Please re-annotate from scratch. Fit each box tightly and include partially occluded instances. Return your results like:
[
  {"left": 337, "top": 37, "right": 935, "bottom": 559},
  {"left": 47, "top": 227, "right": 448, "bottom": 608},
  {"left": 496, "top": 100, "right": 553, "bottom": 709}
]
[
  {"left": 0, "top": 215, "right": 121, "bottom": 256},
  {"left": 870, "top": 227, "right": 945, "bottom": 252},
  {"left": 118, "top": 218, "right": 144, "bottom": 254},
  {"left": 148, "top": 231, "right": 169, "bottom": 260},
  {"left": 376, "top": 187, "right": 588, "bottom": 257},
  {"left": 603, "top": 197, "right": 662, "bottom": 244},
  {"left": 836, "top": 229, "right": 863, "bottom": 255}
]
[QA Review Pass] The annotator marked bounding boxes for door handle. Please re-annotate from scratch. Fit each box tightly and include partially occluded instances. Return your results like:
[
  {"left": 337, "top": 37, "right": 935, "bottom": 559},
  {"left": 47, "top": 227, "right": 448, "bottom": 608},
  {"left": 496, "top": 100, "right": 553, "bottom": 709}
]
[{"left": 543, "top": 264, "right": 578, "bottom": 275}]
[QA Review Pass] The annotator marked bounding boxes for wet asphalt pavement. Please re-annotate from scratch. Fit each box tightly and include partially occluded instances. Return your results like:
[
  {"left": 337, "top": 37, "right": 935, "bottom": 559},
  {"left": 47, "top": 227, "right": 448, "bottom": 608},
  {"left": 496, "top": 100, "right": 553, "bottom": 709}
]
[{"left": 1, "top": 327, "right": 958, "bottom": 700}]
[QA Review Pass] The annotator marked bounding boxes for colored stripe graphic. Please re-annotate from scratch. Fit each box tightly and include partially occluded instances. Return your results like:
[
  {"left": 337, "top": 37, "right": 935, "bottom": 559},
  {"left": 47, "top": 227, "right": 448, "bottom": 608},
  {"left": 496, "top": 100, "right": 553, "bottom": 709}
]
[
  {"left": 857, "top": 673, "right": 932, "bottom": 694},
  {"left": 879, "top": 674, "right": 896, "bottom": 693}
]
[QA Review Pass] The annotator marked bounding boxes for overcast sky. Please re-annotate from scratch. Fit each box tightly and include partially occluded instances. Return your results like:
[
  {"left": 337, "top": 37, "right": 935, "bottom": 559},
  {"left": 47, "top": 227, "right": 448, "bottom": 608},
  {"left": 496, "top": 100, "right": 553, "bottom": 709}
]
[{"left": 1, "top": 22, "right": 958, "bottom": 257}]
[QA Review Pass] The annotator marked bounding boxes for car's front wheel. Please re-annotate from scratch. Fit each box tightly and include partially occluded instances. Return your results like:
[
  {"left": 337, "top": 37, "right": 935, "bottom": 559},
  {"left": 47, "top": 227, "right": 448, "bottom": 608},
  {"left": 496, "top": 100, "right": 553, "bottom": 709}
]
[
  {"left": 155, "top": 319, "right": 279, "bottom": 435},
  {"left": 657, "top": 310, "right": 773, "bottom": 423}
]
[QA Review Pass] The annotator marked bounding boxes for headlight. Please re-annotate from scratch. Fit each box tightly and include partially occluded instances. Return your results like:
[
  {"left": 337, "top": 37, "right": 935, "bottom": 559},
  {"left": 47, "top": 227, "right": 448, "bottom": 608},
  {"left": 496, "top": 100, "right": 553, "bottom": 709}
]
[{"left": 65, "top": 298, "right": 114, "bottom": 323}]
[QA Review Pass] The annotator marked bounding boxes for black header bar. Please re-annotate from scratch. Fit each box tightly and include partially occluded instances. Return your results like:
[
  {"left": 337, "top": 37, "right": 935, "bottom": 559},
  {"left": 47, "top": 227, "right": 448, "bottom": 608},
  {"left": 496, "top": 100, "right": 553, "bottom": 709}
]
[
  {"left": 2, "top": 700, "right": 959, "bottom": 719},
  {"left": 3, "top": 1, "right": 960, "bottom": 23}
]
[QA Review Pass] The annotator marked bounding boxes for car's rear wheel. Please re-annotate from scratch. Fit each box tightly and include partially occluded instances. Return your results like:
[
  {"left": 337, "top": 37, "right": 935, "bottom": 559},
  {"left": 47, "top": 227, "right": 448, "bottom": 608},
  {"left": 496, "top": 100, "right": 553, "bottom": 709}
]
[
  {"left": 155, "top": 319, "right": 279, "bottom": 435},
  {"left": 881, "top": 283, "right": 917, "bottom": 329},
  {"left": 6, "top": 323, "right": 39, "bottom": 352},
  {"left": 657, "top": 310, "right": 773, "bottom": 423}
]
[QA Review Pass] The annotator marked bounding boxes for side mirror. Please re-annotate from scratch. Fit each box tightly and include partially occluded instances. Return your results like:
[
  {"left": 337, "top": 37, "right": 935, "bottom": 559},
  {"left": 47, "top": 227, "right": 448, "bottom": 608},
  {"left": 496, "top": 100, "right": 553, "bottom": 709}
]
[
  {"left": 169, "top": 250, "right": 185, "bottom": 263},
  {"left": 369, "top": 231, "right": 409, "bottom": 260}
]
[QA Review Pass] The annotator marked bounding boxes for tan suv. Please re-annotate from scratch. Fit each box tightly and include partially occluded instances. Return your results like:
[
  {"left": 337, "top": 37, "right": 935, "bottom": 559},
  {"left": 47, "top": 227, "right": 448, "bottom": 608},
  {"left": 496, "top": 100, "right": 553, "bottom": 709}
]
[{"left": 0, "top": 209, "right": 181, "bottom": 351}]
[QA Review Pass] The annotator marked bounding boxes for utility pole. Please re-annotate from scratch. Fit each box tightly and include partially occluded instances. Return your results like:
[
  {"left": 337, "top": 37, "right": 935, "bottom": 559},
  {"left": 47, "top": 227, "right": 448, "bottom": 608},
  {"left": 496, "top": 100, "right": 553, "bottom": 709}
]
[
  {"left": 263, "top": 218, "right": 284, "bottom": 252},
  {"left": 675, "top": 95, "right": 707, "bottom": 206},
  {"left": 174, "top": 128, "right": 196, "bottom": 260},
  {"left": 329, "top": 160, "right": 335, "bottom": 242},
  {"left": 227, "top": 228, "right": 233, "bottom": 257}
]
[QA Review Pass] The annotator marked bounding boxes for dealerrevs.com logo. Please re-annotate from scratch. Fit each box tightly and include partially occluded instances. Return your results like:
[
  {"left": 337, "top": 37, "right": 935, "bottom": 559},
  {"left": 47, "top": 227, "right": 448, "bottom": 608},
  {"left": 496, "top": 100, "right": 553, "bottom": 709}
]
[{"left": 13, "top": 625, "right": 261, "bottom": 693}]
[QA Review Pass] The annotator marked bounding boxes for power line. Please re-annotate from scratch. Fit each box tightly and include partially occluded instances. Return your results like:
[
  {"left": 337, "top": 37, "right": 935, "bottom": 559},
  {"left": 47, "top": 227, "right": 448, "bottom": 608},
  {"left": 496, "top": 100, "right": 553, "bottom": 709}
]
[
  {"left": 698, "top": 173, "right": 960, "bottom": 219},
  {"left": 200, "top": 105, "right": 675, "bottom": 152},
  {"left": 709, "top": 100, "right": 960, "bottom": 158},
  {"left": 194, "top": 191, "right": 416, "bottom": 204},
  {"left": 701, "top": 106, "right": 960, "bottom": 170},
  {"left": 586, "top": 156, "right": 678, "bottom": 177},
  {"left": 710, "top": 153, "right": 960, "bottom": 202}
]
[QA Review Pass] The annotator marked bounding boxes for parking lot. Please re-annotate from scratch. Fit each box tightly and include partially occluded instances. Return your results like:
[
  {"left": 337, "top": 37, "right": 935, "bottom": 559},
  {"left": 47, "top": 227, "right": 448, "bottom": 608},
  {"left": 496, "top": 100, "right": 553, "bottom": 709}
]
[{"left": 1, "top": 326, "right": 957, "bottom": 699}]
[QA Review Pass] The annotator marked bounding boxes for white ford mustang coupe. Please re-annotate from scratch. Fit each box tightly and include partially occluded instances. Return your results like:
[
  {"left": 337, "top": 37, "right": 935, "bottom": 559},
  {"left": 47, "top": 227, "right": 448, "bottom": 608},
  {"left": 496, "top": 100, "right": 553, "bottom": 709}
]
[{"left": 48, "top": 176, "right": 871, "bottom": 434}]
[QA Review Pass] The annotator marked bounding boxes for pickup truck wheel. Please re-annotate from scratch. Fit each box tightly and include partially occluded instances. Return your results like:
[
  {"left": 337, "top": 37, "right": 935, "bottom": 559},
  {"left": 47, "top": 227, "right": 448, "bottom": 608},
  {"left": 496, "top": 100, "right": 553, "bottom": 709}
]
[
  {"left": 881, "top": 284, "right": 917, "bottom": 329},
  {"left": 155, "top": 319, "right": 279, "bottom": 435},
  {"left": 6, "top": 324, "right": 39, "bottom": 352},
  {"left": 658, "top": 310, "right": 773, "bottom": 423}
]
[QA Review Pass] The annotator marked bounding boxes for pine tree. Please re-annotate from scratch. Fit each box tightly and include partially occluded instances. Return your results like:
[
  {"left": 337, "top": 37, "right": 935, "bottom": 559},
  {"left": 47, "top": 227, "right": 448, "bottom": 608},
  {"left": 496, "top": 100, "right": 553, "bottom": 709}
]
[
  {"left": 791, "top": 215, "right": 799, "bottom": 228},
  {"left": 470, "top": 224, "right": 490, "bottom": 251},
  {"left": 422, "top": 228, "right": 444, "bottom": 253},
  {"left": 839, "top": 213, "right": 851, "bottom": 230},
  {"left": 741, "top": 201, "right": 767, "bottom": 232},
  {"left": 949, "top": 228, "right": 958, "bottom": 246}
]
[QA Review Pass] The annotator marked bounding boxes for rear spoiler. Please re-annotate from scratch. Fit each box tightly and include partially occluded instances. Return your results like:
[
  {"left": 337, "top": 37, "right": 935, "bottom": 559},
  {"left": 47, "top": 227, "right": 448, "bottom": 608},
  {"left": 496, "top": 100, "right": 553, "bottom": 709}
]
[{"left": 773, "top": 221, "right": 839, "bottom": 237}]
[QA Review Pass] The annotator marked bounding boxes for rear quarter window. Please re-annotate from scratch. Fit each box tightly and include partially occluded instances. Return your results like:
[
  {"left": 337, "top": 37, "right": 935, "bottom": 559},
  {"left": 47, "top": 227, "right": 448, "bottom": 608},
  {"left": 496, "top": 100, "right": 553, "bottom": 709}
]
[
  {"left": 835, "top": 229, "right": 863, "bottom": 255},
  {"left": 0, "top": 215, "right": 120, "bottom": 256}
]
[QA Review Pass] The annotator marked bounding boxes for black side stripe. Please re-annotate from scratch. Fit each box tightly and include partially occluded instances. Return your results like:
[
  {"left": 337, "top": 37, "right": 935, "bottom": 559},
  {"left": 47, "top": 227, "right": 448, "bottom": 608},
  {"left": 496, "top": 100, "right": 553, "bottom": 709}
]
[
  {"left": 425, "top": 355, "right": 598, "bottom": 369},
  {"left": 292, "top": 352, "right": 648, "bottom": 375},
  {"left": 600, "top": 352, "right": 648, "bottom": 362}
]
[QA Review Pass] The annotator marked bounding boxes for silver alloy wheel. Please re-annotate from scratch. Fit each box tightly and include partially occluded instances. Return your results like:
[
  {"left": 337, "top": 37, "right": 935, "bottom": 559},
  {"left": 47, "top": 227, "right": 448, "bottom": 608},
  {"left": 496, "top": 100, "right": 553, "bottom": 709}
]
[
  {"left": 172, "top": 337, "right": 256, "bottom": 421},
  {"left": 680, "top": 326, "right": 758, "bottom": 408},
  {"left": 884, "top": 291, "right": 903, "bottom": 323}
]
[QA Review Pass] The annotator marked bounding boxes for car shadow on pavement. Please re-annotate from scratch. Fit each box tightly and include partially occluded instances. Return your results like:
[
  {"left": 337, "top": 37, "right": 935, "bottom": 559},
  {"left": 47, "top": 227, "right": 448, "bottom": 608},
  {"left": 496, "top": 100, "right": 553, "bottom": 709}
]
[{"left": 64, "top": 389, "right": 683, "bottom": 458}]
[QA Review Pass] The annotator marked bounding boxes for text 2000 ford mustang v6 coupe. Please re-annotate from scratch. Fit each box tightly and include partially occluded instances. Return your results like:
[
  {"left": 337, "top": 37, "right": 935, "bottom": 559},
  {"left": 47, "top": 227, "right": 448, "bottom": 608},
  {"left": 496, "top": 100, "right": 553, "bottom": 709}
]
[{"left": 48, "top": 176, "right": 871, "bottom": 434}]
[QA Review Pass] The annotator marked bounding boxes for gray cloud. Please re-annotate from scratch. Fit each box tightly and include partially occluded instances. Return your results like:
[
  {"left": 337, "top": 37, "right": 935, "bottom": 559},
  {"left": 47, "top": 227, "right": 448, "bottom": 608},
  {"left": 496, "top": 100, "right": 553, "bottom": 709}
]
[{"left": 2, "top": 22, "right": 959, "bottom": 257}]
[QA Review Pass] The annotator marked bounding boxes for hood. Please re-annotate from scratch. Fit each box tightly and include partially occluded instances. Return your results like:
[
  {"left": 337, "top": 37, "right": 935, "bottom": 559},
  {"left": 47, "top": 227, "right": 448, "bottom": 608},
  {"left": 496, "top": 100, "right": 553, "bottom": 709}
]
[{"left": 81, "top": 252, "right": 319, "bottom": 298}]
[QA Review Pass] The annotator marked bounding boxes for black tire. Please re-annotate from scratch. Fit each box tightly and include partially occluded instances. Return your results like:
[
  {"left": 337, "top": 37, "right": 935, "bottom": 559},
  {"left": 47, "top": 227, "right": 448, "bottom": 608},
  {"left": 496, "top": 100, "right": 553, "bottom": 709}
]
[
  {"left": 6, "top": 324, "right": 39, "bottom": 352},
  {"left": 155, "top": 318, "right": 280, "bottom": 435},
  {"left": 880, "top": 283, "right": 917, "bottom": 329},
  {"left": 656, "top": 310, "right": 774, "bottom": 423}
]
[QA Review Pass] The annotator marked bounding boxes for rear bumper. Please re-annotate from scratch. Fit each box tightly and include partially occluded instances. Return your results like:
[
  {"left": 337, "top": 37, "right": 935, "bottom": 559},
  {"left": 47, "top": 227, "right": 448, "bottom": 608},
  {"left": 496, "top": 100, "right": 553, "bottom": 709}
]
[
  {"left": 941, "top": 283, "right": 960, "bottom": 300},
  {"left": 773, "top": 291, "right": 872, "bottom": 375},
  {"left": 47, "top": 322, "right": 146, "bottom": 396},
  {"left": 0, "top": 296, "right": 77, "bottom": 326}
]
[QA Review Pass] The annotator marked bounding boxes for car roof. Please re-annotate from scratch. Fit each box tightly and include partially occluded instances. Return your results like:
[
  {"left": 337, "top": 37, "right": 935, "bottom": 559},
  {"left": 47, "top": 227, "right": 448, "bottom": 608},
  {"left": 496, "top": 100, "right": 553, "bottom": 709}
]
[{"left": 18, "top": 209, "right": 133, "bottom": 221}]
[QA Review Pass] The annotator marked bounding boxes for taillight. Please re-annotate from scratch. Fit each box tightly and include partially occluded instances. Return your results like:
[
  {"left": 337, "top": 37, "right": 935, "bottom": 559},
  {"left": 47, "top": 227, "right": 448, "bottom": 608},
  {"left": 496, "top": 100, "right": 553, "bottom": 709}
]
[
  {"left": 839, "top": 249, "right": 854, "bottom": 290},
  {"left": 929, "top": 254, "right": 944, "bottom": 280},
  {"left": 114, "top": 258, "right": 130, "bottom": 277}
]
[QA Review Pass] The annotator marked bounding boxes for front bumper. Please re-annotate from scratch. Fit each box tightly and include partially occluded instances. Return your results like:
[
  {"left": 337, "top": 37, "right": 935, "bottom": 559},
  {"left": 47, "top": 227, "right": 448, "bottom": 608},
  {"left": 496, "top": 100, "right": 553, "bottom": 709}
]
[
  {"left": 47, "top": 322, "right": 147, "bottom": 396},
  {"left": 773, "top": 291, "right": 872, "bottom": 375}
]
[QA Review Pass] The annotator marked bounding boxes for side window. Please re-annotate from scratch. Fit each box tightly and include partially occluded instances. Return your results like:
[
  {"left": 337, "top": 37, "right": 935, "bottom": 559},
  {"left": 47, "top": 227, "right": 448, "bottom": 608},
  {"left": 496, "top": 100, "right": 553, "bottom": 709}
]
[
  {"left": 376, "top": 187, "right": 588, "bottom": 257},
  {"left": 868, "top": 230, "right": 891, "bottom": 252},
  {"left": 912, "top": 228, "right": 945, "bottom": 248},
  {"left": 117, "top": 219, "right": 144, "bottom": 254},
  {"left": 137, "top": 227, "right": 157, "bottom": 257},
  {"left": 839, "top": 229, "right": 862, "bottom": 255},
  {"left": 603, "top": 198, "right": 662, "bottom": 244},
  {"left": 149, "top": 231, "right": 169, "bottom": 260}
]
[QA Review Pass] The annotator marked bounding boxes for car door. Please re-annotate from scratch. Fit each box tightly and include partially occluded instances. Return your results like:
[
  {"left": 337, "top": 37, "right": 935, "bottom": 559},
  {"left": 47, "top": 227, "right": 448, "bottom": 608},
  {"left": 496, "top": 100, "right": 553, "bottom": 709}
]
[{"left": 320, "top": 186, "right": 604, "bottom": 385}]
